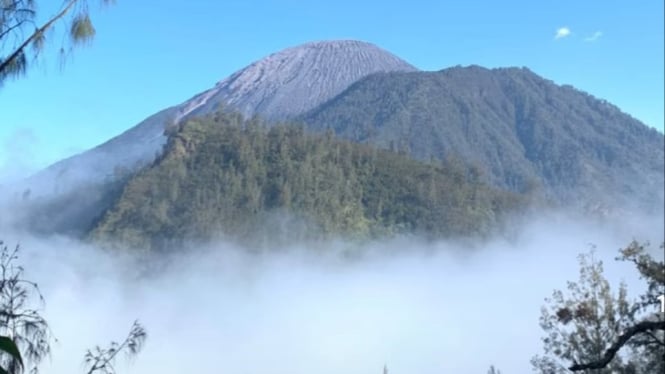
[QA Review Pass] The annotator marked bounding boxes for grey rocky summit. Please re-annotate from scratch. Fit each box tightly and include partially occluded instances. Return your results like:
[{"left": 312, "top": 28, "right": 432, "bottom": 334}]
[{"left": 183, "top": 40, "right": 418, "bottom": 121}]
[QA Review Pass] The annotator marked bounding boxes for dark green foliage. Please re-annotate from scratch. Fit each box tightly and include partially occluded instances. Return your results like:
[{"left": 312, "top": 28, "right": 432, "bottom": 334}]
[
  {"left": 300, "top": 66, "right": 664, "bottom": 211},
  {"left": 90, "top": 110, "right": 526, "bottom": 251},
  {"left": 0, "top": 336, "right": 23, "bottom": 374}
]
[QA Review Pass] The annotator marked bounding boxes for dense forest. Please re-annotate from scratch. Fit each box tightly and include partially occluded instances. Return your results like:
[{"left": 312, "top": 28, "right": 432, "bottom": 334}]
[
  {"left": 89, "top": 110, "right": 529, "bottom": 251},
  {"left": 300, "top": 66, "right": 665, "bottom": 210}
]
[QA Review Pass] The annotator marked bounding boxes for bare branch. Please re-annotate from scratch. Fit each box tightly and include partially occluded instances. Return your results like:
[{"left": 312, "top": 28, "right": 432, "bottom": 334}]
[
  {"left": 569, "top": 320, "right": 665, "bottom": 371},
  {"left": 84, "top": 320, "right": 147, "bottom": 374}
]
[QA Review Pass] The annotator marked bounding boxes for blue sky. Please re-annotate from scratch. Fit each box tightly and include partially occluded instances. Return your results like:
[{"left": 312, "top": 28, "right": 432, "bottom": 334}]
[{"left": 0, "top": 0, "right": 663, "bottom": 180}]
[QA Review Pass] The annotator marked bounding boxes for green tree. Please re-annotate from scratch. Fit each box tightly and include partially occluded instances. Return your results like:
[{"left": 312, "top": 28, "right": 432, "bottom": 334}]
[
  {"left": 1, "top": 0, "right": 114, "bottom": 83},
  {"left": 532, "top": 241, "right": 664, "bottom": 373},
  {"left": 0, "top": 241, "right": 51, "bottom": 374},
  {"left": 569, "top": 241, "right": 665, "bottom": 372},
  {"left": 0, "top": 241, "right": 146, "bottom": 374}
]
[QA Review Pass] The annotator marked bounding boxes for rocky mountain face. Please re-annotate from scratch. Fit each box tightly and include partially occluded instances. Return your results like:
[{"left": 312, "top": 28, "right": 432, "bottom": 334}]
[
  {"left": 300, "top": 66, "right": 665, "bottom": 211},
  {"left": 22, "top": 40, "right": 417, "bottom": 197},
  {"left": 184, "top": 40, "right": 418, "bottom": 121}
]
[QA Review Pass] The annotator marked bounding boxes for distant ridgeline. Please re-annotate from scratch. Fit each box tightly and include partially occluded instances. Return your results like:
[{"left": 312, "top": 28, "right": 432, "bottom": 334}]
[{"left": 88, "top": 110, "right": 529, "bottom": 250}]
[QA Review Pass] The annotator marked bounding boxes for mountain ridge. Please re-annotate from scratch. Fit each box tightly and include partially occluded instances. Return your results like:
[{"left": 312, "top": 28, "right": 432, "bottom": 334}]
[
  {"left": 20, "top": 40, "right": 418, "bottom": 197},
  {"left": 299, "top": 65, "right": 664, "bottom": 210}
]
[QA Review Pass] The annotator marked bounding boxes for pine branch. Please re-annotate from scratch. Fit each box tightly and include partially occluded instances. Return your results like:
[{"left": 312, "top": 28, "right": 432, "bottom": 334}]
[
  {"left": 84, "top": 321, "right": 146, "bottom": 374},
  {"left": 0, "top": 0, "right": 78, "bottom": 75}
]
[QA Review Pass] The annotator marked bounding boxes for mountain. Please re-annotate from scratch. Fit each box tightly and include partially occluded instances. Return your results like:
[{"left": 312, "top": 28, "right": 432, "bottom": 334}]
[
  {"left": 88, "top": 111, "right": 526, "bottom": 250},
  {"left": 182, "top": 40, "right": 418, "bottom": 121},
  {"left": 22, "top": 40, "right": 417, "bottom": 197},
  {"left": 9, "top": 41, "right": 663, "bottom": 241},
  {"left": 299, "top": 66, "right": 665, "bottom": 211}
]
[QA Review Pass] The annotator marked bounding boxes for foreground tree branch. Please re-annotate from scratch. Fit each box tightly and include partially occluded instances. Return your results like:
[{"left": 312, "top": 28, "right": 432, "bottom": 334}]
[
  {"left": 533, "top": 241, "right": 664, "bottom": 372},
  {"left": 569, "top": 319, "right": 665, "bottom": 371},
  {"left": 0, "top": 240, "right": 147, "bottom": 374},
  {"left": 0, "top": 0, "right": 78, "bottom": 75},
  {"left": 84, "top": 320, "right": 147, "bottom": 374},
  {"left": 1, "top": 0, "right": 114, "bottom": 84}
]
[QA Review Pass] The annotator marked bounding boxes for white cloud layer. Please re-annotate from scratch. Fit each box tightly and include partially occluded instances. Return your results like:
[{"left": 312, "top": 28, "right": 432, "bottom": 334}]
[
  {"left": 555, "top": 27, "right": 571, "bottom": 39},
  {"left": 0, "top": 209, "right": 661, "bottom": 374}
]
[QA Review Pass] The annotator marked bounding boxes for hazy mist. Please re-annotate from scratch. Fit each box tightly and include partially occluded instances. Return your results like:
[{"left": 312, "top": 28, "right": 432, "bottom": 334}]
[{"left": 0, "top": 209, "right": 659, "bottom": 374}]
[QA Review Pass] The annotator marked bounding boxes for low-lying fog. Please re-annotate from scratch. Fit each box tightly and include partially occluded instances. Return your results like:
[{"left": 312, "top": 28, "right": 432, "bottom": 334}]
[{"left": 1, "top": 211, "right": 662, "bottom": 374}]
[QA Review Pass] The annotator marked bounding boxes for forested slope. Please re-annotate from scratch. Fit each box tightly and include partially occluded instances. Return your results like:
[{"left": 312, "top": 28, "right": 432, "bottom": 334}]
[
  {"left": 90, "top": 111, "right": 528, "bottom": 250},
  {"left": 300, "top": 66, "right": 665, "bottom": 211}
]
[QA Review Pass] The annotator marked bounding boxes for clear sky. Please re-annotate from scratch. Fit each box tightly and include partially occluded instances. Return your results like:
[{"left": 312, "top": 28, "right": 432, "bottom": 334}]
[{"left": 0, "top": 0, "right": 663, "bottom": 181}]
